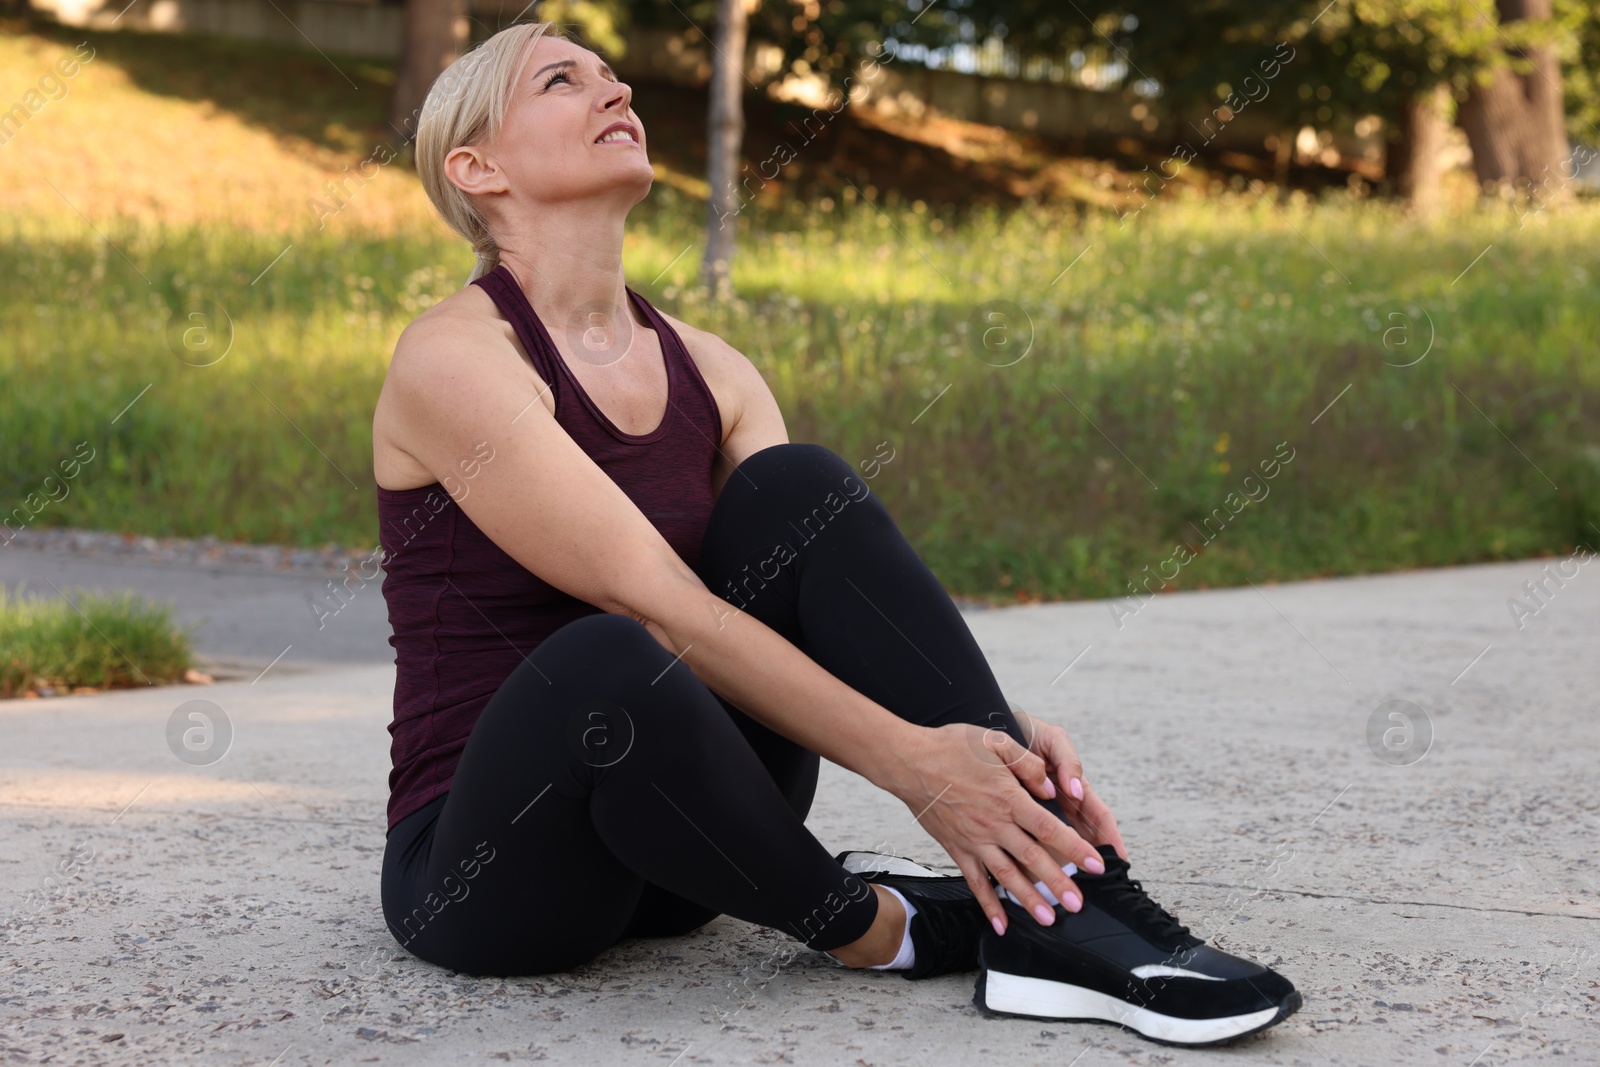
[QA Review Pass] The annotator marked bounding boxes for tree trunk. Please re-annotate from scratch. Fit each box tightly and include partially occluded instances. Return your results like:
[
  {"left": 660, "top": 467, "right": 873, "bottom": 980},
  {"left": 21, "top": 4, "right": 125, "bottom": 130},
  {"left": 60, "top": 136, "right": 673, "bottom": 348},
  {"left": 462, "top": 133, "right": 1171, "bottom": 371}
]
[
  {"left": 1387, "top": 83, "right": 1451, "bottom": 215},
  {"left": 1272, "top": 129, "right": 1292, "bottom": 198},
  {"left": 1458, "top": 0, "right": 1570, "bottom": 193},
  {"left": 390, "top": 0, "right": 472, "bottom": 147},
  {"left": 700, "top": 0, "right": 752, "bottom": 300}
]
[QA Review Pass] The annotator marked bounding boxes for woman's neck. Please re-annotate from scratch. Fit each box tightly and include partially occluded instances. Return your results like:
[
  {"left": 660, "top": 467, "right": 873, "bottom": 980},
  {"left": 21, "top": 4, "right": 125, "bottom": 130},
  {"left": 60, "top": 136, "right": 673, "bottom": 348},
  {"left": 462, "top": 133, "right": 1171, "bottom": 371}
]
[{"left": 492, "top": 200, "right": 639, "bottom": 333}]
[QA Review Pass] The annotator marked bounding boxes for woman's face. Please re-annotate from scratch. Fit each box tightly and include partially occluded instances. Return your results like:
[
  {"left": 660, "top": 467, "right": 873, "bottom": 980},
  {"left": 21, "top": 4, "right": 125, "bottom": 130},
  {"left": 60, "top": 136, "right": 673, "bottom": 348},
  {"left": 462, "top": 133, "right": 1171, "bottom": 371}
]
[{"left": 479, "top": 36, "right": 653, "bottom": 212}]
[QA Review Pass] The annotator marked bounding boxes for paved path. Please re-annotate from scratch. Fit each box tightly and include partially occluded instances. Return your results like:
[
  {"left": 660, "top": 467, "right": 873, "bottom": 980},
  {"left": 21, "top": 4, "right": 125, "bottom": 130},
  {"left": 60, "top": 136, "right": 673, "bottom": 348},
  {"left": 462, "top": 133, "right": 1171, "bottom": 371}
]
[
  {"left": 0, "top": 539, "right": 397, "bottom": 675},
  {"left": 0, "top": 539, "right": 994, "bottom": 676},
  {"left": 2, "top": 543, "right": 1597, "bottom": 1065}
]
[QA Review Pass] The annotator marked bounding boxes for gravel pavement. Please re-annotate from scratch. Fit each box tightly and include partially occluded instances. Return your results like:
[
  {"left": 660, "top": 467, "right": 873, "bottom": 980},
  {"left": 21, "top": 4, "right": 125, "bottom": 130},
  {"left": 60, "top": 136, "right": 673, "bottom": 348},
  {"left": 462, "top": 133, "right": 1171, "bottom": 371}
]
[{"left": 2, "top": 532, "right": 1597, "bottom": 1065}]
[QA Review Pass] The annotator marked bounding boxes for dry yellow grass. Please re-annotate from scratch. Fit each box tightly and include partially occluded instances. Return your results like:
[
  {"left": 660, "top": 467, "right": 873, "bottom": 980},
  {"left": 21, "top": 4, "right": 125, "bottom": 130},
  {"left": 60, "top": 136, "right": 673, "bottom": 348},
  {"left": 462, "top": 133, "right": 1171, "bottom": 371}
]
[{"left": 1, "top": 28, "right": 435, "bottom": 233}]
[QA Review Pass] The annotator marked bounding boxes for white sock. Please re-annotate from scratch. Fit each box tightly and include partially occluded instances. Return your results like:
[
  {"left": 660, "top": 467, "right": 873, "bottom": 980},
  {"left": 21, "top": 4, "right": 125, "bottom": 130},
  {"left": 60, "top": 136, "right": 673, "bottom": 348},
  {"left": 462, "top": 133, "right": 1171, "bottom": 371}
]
[
  {"left": 1002, "top": 862, "right": 1079, "bottom": 909},
  {"left": 867, "top": 886, "right": 918, "bottom": 971}
]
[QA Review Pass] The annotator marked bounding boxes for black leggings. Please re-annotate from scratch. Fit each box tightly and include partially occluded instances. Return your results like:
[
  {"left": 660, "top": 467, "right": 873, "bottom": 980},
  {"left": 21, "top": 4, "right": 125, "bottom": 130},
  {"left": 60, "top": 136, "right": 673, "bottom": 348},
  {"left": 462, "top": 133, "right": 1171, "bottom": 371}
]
[{"left": 380, "top": 442, "right": 1067, "bottom": 976}]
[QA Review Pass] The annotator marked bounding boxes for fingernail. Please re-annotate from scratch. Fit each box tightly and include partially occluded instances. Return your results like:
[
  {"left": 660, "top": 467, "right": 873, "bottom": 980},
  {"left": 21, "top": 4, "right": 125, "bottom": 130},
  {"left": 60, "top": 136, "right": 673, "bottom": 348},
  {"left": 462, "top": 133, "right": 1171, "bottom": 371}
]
[
  {"left": 1043, "top": 777, "right": 1057, "bottom": 798},
  {"left": 1084, "top": 853, "right": 1106, "bottom": 875},
  {"left": 1033, "top": 903, "right": 1054, "bottom": 925},
  {"left": 1063, "top": 892, "right": 1082, "bottom": 912},
  {"left": 991, "top": 916, "right": 1006, "bottom": 936},
  {"left": 1069, "top": 777, "right": 1084, "bottom": 801}
]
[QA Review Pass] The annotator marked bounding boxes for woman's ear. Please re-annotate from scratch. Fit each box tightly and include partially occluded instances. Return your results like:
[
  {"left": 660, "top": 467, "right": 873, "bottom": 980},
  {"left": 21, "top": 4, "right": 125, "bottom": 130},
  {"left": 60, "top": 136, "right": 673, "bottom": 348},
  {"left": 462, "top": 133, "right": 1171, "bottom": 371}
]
[{"left": 444, "top": 143, "right": 507, "bottom": 198}]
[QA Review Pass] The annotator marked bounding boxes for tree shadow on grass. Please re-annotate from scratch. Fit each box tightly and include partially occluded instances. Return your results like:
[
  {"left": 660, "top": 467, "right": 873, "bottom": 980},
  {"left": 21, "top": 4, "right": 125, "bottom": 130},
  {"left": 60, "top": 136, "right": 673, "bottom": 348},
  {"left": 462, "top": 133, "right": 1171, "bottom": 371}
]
[
  {"left": 19, "top": 16, "right": 1115, "bottom": 212},
  {"left": 23, "top": 14, "right": 1339, "bottom": 218},
  {"left": 25, "top": 16, "right": 398, "bottom": 156}
]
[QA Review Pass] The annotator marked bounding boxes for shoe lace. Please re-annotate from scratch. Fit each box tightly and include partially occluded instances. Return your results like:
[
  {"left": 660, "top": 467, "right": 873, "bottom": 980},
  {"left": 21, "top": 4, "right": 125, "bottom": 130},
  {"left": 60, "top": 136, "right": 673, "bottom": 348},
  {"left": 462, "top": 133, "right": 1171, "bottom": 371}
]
[
  {"left": 905, "top": 896, "right": 990, "bottom": 979},
  {"left": 1091, "top": 857, "right": 1197, "bottom": 947}
]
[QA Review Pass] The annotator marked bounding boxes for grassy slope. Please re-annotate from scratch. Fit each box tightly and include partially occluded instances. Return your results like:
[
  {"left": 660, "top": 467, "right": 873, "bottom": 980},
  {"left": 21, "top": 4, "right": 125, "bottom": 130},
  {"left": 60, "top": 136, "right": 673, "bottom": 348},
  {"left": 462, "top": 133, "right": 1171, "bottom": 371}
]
[{"left": 2, "top": 23, "right": 1597, "bottom": 605}]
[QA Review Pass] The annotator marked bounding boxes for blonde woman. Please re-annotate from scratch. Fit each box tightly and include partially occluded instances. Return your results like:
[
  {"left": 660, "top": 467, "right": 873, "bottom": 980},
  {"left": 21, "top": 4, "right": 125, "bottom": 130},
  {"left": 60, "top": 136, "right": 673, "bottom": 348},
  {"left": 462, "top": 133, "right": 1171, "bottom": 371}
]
[{"left": 369, "top": 21, "right": 1300, "bottom": 1046}]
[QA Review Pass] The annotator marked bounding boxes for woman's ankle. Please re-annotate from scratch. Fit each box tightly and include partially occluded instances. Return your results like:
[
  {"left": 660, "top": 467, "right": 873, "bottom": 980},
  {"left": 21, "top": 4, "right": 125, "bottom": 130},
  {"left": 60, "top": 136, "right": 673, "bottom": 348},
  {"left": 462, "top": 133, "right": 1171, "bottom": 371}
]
[{"left": 825, "top": 884, "right": 905, "bottom": 969}]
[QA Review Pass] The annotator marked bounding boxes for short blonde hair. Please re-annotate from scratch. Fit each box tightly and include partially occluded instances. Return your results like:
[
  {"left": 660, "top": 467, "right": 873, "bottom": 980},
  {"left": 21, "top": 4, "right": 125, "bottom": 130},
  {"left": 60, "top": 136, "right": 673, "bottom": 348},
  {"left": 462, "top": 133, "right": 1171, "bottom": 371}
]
[{"left": 416, "top": 21, "right": 563, "bottom": 283}]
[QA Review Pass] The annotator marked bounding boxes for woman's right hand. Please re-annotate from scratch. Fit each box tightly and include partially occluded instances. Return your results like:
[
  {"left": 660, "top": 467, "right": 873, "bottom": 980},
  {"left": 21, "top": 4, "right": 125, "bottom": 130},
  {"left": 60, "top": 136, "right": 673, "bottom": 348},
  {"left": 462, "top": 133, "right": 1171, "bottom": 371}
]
[{"left": 873, "top": 722, "right": 1108, "bottom": 934}]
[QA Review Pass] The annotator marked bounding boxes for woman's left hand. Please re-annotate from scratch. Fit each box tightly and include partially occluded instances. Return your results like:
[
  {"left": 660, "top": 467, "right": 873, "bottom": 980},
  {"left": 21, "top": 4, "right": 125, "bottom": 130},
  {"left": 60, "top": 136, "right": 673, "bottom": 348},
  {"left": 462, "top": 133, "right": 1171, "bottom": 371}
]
[{"left": 1014, "top": 711, "right": 1129, "bottom": 862}]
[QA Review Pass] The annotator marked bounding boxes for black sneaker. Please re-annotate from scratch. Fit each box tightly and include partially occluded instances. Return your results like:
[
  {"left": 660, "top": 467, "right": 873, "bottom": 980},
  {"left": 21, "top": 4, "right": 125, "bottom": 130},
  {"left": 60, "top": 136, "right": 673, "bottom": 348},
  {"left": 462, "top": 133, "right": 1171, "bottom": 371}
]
[
  {"left": 835, "top": 850, "right": 990, "bottom": 979},
  {"left": 973, "top": 844, "right": 1301, "bottom": 1046}
]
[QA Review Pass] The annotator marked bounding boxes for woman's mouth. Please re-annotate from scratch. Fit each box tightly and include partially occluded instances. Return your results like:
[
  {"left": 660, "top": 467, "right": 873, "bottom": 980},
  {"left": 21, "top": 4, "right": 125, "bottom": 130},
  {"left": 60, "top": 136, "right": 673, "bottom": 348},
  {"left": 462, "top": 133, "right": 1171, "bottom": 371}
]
[{"left": 595, "top": 124, "right": 639, "bottom": 146}]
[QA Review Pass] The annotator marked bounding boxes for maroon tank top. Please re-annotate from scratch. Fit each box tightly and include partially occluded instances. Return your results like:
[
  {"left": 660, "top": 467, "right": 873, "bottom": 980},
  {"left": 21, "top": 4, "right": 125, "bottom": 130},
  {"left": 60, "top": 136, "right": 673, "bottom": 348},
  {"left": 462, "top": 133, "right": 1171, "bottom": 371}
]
[{"left": 375, "top": 263, "right": 725, "bottom": 829}]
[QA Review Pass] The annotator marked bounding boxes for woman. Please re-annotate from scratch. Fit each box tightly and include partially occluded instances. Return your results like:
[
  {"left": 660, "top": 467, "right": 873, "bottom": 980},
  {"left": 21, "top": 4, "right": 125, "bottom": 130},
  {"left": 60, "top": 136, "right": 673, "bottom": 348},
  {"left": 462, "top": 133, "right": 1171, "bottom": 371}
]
[{"left": 370, "top": 21, "right": 1300, "bottom": 1047}]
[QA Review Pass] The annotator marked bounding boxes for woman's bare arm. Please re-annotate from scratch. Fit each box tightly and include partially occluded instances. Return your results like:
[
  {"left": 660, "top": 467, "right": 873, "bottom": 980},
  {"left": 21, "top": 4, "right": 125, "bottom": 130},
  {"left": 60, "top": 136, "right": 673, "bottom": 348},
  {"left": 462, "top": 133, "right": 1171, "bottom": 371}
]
[
  {"left": 379, "top": 292, "right": 1106, "bottom": 931},
  {"left": 381, "top": 296, "right": 915, "bottom": 783}
]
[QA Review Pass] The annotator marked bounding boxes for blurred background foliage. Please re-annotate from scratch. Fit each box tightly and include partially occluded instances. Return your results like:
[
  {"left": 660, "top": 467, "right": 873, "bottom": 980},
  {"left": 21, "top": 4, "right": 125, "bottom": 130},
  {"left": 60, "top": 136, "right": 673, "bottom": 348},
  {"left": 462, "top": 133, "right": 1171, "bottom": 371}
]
[{"left": 1, "top": 0, "right": 1596, "bottom": 603}]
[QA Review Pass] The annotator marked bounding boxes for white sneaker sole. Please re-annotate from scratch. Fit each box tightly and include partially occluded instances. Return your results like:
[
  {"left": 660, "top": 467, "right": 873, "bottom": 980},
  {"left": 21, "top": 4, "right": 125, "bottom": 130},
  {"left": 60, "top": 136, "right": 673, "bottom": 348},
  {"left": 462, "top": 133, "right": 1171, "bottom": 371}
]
[
  {"left": 837, "top": 851, "right": 942, "bottom": 877},
  {"left": 980, "top": 969, "right": 1291, "bottom": 1046}
]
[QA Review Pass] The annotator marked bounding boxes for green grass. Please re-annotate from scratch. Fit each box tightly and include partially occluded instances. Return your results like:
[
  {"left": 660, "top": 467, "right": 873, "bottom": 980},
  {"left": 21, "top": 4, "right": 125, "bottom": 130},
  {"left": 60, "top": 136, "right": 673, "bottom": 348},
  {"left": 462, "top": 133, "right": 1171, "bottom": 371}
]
[
  {"left": 3, "top": 188, "right": 1598, "bottom": 603},
  {"left": 2, "top": 22, "right": 1596, "bottom": 603},
  {"left": 0, "top": 585, "right": 195, "bottom": 697}
]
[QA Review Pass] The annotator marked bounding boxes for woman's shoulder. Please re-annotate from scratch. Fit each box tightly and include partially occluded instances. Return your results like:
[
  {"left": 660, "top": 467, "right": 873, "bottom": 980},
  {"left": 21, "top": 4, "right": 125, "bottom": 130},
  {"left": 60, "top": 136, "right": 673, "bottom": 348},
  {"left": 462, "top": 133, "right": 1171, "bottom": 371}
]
[
  {"left": 398, "top": 283, "right": 504, "bottom": 352},
  {"left": 652, "top": 307, "right": 761, "bottom": 388},
  {"left": 382, "top": 283, "right": 541, "bottom": 422},
  {"left": 387, "top": 284, "right": 531, "bottom": 388}
]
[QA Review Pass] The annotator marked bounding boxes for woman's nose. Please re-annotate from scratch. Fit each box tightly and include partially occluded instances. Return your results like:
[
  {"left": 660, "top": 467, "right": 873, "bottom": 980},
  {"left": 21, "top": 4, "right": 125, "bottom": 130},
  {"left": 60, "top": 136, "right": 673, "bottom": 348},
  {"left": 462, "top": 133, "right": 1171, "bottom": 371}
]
[{"left": 602, "top": 81, "right": 632, "bottom": 113}]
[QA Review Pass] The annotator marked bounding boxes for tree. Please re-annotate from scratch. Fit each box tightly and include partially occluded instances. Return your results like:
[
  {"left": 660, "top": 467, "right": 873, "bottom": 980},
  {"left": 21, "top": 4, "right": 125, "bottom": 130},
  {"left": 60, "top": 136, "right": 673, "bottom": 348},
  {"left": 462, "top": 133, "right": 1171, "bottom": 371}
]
[
  {"left": 700, "top": 0, "right": 754, "bottom": 299},
  {"left": 1387, "top": 83, "right": 1453, "bottom": 214},
  {"left": 388, "top": 0, "right": 628, "bottom": 151},
  {"left": 963, "top": 0, "right": 1578, "bottom": 204},
  {"left": 541, "top": 0, "right": 628, "bottom": 55},
  {"left": 1565, "top": 2, "right": 1600, "bottom": 140},
  {"left": 391, "top": 0, "right": 471, "bottom": 145},
  {"left": 644, "top": 0, "right": 1596, "bottom": 211},
  {"left": 1456, "top": 0, "right": 1572, "bottom": 192}
]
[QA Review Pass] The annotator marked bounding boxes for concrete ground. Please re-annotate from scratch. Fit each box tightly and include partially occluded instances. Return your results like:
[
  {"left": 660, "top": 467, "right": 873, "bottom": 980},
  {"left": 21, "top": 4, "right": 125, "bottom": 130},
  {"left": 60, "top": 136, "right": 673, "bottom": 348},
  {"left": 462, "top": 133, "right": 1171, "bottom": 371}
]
[{"left": 2, "top": 540, "right": 1597, "bottom": 1066}]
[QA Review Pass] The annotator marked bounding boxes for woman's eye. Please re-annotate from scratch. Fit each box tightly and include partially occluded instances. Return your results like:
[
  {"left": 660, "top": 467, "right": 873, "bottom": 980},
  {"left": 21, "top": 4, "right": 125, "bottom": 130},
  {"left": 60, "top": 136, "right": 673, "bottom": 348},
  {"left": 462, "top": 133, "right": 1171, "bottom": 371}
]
[{"left": 543, "top": 71, "right": 571, "bottom": 89}]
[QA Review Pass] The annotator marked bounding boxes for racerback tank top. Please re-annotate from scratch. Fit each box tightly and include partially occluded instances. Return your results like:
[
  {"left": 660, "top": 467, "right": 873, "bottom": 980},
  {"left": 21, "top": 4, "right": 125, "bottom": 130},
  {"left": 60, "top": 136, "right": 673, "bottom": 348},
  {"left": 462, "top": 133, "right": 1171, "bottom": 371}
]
[{"left": 376, "top": 263, "right": 725, "bottom": 829}]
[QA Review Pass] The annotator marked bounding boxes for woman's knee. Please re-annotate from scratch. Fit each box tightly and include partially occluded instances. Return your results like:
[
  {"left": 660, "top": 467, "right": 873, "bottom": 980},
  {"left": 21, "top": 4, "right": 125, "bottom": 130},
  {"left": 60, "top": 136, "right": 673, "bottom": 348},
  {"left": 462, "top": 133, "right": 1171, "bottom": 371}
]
[
  {"left": 710, "top": 443, "right": 874, "bottom": 537},
  {"left": 534, "top": 613, "right": 687, "bottom": 690},
  {"left": 543, "top": 611, "right": 661, "bottom": 659},
  {"left": 472, "top": 613, "right": 682, "bottom": 766},
  {"left": 736, "top": 442, "right": 857, "bottom": 487},
  {"left": 534, "top": 612, "right": 731, "bottom": 739}
]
